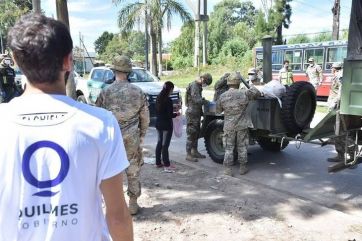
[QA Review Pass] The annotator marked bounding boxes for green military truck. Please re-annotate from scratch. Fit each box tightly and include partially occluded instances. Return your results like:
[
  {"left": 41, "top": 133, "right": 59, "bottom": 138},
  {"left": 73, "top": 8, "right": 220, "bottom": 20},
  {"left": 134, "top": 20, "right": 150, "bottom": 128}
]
[{"left": 201, "top": 0, "right": 362, "bottom": 172}]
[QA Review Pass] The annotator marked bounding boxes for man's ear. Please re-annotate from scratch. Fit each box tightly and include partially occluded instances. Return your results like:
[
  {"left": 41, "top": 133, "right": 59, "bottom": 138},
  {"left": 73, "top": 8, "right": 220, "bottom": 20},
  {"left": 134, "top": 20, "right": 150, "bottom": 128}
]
[{"left": 63, "top": 53, "right": 73, "bottom": 72}]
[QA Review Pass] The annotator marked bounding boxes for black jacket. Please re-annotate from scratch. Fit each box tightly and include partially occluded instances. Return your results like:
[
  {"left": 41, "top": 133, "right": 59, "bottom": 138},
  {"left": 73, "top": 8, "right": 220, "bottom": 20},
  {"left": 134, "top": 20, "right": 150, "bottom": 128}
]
[{"left": 155, "top": 97, "right": 177, "bottom": 131}]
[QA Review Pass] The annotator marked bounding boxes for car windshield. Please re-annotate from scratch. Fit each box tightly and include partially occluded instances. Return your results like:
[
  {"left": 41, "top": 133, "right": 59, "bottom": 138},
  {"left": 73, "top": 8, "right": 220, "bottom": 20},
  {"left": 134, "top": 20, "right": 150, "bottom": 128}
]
[
  {"left": 128, "top": 69, "right": 158, "bottom": 82},
  {"left": 91, "top": 69, "right": 105, "bottom": 82}
]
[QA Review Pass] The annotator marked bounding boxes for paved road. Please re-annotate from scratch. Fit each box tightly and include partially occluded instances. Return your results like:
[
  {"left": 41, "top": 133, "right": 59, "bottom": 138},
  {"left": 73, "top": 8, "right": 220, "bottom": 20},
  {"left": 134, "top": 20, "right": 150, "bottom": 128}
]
[{"left": 144, "top": 110, "right": 362, "bottom": 218}]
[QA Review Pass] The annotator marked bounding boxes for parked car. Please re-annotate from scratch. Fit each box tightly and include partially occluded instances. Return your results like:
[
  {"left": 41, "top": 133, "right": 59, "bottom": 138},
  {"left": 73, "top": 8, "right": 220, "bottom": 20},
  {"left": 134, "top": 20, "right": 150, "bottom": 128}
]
[{"left": 76, "top": 66, "right": 182, "bottom": 118}]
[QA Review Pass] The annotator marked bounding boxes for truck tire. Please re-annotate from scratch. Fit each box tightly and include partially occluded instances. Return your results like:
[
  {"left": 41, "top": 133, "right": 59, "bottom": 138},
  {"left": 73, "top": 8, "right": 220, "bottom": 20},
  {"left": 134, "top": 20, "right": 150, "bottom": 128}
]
[
  {"left": 204, "top": 119, "right": 224, "bottom": 164},
  {"left": 258, "top": 137, "right": 289, "bottom": 152},
  {"left": 281, "top": 81, "right": 316, "bottom": 134}
]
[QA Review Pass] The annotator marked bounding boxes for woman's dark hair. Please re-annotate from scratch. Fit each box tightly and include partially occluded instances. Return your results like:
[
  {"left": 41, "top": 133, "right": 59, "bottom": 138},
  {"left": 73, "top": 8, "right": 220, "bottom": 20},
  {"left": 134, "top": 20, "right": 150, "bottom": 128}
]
[
  {"left": 283, "top": 60, "right": 290, "bottom": 64},
  {"left": 156, "top": 81, "right": 174, "bottom": 112},
  {"left": 7, "top": 13, "right": 73, "bottom": 84}
]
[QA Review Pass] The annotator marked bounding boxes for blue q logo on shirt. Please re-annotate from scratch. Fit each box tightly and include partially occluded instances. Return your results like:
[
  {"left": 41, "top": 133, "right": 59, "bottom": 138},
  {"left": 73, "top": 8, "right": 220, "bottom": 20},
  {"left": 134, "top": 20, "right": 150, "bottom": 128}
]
[{"left": 22, "top": 141, "right": 70, "bottom": 197}]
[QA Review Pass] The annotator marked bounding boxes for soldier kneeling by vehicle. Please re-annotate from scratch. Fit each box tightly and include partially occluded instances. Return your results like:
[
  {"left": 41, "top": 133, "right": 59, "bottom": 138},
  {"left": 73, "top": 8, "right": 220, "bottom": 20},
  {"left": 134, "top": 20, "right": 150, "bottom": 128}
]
[{"left": 216, "top": 72, "right": 261, "bottom": 176}]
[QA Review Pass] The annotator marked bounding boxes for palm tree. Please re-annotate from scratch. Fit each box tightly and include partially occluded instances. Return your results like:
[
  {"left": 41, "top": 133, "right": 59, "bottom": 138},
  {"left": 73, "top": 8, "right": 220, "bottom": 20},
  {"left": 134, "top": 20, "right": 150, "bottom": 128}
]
[
  {"left": 156, "top": 0, "right": 191, "bottom": 76},
  {"left": 114, "top": 0, "right": 191, "bottom": 76}
]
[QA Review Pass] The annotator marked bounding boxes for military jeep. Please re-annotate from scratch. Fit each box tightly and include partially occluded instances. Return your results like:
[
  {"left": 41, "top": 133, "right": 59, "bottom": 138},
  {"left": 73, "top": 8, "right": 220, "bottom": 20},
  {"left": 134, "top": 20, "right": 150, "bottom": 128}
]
[{"left": 201, "top": 81, "right": 317, "bottom": 164}]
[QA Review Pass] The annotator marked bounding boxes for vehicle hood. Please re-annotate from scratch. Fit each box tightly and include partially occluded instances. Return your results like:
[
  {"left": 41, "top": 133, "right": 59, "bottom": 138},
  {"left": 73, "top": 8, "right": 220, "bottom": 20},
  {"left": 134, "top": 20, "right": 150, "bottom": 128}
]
[{"left": 131, "top": 81, "right": 180, "bottom": 95}]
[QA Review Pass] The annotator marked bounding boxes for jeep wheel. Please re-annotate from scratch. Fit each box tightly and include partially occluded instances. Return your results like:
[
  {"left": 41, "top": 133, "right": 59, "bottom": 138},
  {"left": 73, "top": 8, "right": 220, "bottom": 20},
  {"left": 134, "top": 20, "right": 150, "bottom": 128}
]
[
  {"left": 281, "top": 81, "right": 316, "bottom": 134},
  {"left": 257, "top": 137, "right": 289, "bottom": 152},
  {"left": 204, "top": 119, "right": 224, "bottom": 164},
  {"left": 77, "top": 95, "right": 87, "bottom": 104}
]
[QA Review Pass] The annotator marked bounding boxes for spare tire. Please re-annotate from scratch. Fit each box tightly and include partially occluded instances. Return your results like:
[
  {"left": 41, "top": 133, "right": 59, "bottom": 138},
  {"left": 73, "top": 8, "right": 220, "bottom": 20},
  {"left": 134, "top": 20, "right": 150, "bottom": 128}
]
[{"left": 281, "top": 81, "right": 316, "bottom": 134}]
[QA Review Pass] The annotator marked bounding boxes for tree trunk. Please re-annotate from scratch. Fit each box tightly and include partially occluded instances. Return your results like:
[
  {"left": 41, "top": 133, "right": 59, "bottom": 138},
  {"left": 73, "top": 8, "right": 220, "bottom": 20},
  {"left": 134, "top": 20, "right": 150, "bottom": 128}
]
[
  {"left": 56, "top": 0, "right": 76, "bottom": 100},
  {"left": 149, "top": 19, "right": 158, "bottom": 76},
  {"left": 157, "top": 26, "right": 162, "bottom": 77},
  {"left": 332, "top": 0, "right": 340, "bottom": 40},
  {"left": 32, "top": 0, "right": 41, "bottom": 13},
  {"left": 276, "top": 24, "right": 283, "bottom": 45}
]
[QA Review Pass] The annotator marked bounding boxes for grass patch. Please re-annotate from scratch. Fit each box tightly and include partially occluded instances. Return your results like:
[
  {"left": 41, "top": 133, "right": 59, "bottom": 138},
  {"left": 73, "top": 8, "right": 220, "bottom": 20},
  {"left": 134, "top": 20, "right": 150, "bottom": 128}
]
[
  {"left": 316, "top": 105, "right": 328, "bottom": 113},
  {"left": 160, "top": 65, "right": 233, "bottom": 89}
]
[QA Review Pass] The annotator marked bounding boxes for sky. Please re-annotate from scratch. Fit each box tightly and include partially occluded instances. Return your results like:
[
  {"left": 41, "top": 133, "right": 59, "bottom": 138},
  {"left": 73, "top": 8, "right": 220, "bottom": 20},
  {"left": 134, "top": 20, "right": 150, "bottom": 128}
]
[{"left": 42, "top": 0, "right": 352, "bottom": 53}]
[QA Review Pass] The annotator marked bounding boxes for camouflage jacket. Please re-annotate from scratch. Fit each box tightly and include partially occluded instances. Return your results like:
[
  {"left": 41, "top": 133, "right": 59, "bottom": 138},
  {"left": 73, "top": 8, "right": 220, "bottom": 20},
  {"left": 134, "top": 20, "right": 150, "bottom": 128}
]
[
  {"left": 213, "top": 73, "right": 230, "bottom": 101},
  {"left": 185, "top": 81, "right": 204, "bottom": 114},
  {"left": 216, "top": 86, "right": 261, "bottom": 132},
  {"left": 327, "top": 71, "right": 343, "bottom": 110},
  {"left": 96, "top": 80, "right": 150, "bottom": 138},
  {"left": 306, "top": 64, "right": 323, "bottom": 86}
]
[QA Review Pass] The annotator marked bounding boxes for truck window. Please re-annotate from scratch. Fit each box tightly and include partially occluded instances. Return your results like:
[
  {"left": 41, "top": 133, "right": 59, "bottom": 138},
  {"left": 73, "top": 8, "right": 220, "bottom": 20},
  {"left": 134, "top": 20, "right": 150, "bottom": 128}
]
[
  {"left": 325, "top": 46, "right": 347, "bottom": 70},
  {"left": 285, "top": 49, "right": 302, "bottom": 71},
  {"left": 91, "top": 69, "right": 105, "bottom": 82},
  {"left": 304, "top": 48, "right": 324, "bottom": 70}
]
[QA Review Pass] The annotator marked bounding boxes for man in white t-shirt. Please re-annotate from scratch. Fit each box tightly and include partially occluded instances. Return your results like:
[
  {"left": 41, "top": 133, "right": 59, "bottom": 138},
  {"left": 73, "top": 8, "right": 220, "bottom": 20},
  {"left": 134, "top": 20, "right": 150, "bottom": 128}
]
[{"left": 0, "top": 13, "right": 133, "bottom": 241}]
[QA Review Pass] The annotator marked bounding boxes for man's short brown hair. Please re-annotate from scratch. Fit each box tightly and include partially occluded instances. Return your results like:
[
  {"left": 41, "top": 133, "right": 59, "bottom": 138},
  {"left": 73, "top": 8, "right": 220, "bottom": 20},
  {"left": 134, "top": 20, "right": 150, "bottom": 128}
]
[{"left": 7, "top": 13, "right": 73, "bottom": 84}]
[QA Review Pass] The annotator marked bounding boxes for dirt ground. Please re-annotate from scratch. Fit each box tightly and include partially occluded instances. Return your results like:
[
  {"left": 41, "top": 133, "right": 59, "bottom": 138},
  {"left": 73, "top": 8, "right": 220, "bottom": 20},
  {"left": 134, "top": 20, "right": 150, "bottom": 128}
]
[{"left": 127, "top": 148, "right": 362, "bottom": 241}]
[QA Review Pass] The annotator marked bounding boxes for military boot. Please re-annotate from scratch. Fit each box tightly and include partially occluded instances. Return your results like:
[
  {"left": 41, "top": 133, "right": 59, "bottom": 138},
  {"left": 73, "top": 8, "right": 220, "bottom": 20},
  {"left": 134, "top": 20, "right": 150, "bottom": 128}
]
[
  {"left": 186, "top": 152, "right": 198, "bottom": 162},
  {"left": 224, "top": 166, "right": 233, "bottom": 176},
  {"left": 129, "top": 197, "right": 139, "bottom": 215},
  {"left": 239, "top": 165, "right": 249, "bottom": 175},
  {"left": 327, "top": 154, "right": 344, "bottom": 163},
  {"left": 191, "top": 148, "right": 206, "bottom": 158}
]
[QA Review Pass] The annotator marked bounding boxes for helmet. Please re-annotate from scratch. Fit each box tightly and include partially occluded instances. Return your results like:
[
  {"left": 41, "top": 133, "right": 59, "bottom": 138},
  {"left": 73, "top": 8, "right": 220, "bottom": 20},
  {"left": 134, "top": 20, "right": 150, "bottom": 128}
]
[
  {"left": 227, "top": 72, "right": 241, "bottom": 85},
  {"left": 308, "top": 57, "right": 315, "bottom": 62},
  {"left": 109, "top": 55, "right": 132, "bottom": 73},
  {"left": 248, "top": 68, "right": 256, "bottom": 75},
  {"left": 201, "top": 73, "right": 212, "bottom": 85},
  {"left": 0, "top": 54, "right": 11, "bottom": 66},
  {"left": 331, "top": 62, "right": 343, "bottom": 69}
]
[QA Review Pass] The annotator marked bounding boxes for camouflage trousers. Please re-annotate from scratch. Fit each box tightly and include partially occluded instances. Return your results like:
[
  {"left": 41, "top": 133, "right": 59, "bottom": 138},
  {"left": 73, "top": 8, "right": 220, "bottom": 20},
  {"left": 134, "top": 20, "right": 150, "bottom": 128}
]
[
  {"left": 123, "top": 130, "right": 143, "bottom": 199},
  {"left": 223, "top": 129, "right": 249, "bottom": 167},
  {"left": 334, "top": 133, "right": 356, "bottom": 160},
  {"left": 186, "top": 112, "right": 201, "bottom": 153}
]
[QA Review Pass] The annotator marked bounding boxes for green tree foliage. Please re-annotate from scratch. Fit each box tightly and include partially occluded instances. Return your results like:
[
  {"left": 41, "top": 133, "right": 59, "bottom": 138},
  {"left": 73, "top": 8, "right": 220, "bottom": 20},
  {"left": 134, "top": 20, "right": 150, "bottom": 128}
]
[
  {"left": 312, "top": 32, "right": 332, "bottom": 42},
  {"left": 208, "top": 0, "right": 258, "bottom": 60},
  {"left": 287, "top": 34, "right": 311, "bottom": 44},
  {"left": 272, "top": 0, "right": 292, "bottom": 45},
  {"left": 233, "top": 22, "right": 257, "bottom": 48},
  {"left": 94, "top": 31, "right": 114, "bottom": 55},
  {"left": 0, "top": 0, "right": 31, "bottom": 51},
  {"left": 170, "top": 22, "right": 194, "bottom": 69},
  {"left": 99, "top": 31, "right": 146, "bottom": 63}
]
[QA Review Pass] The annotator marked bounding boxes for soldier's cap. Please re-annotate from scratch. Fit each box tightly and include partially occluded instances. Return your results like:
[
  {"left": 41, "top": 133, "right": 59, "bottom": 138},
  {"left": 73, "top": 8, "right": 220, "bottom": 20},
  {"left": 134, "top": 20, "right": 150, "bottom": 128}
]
[
  {"left": 201, "top": 73, "right": 212, "bottom": 85},
  {"left": 331, "top": 62, "right": 343, "bottom": 69},
  {"left": 109, "top": 55, "right": 132, "bottom": 73},
  {"left": 248, "top": 68, "right": 256, "bottom": 75},
  {"left": 227, "top": 72, "right": 242, "bottom": 85},
  {"left": 308, "top": 57, "right": 315, "bottom": 62}
]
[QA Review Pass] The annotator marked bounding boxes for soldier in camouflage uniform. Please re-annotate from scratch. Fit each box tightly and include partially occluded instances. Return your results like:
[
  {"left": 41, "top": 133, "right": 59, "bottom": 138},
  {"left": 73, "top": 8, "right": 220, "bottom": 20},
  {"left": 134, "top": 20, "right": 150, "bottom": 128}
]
[
  {"left": 213, "top": 73, "right": 230, "bottom": 101},
  {"left": 305, "top": 57, "right": 323, "bottom": 88},
  {"left": 216, "top": 72, "right": 261, "bottom": 176},
  {"left": 0, "top": 54, "right": 16, "bottom": 103},
  {"left": 185, "top": 73, "right": 212, "bottom": 162},
  {"left": 326, "top": 62, "right": 355, "bottom": 163},
  {"left": 96, "top": 55, "right": 150, "bottom": 215}
]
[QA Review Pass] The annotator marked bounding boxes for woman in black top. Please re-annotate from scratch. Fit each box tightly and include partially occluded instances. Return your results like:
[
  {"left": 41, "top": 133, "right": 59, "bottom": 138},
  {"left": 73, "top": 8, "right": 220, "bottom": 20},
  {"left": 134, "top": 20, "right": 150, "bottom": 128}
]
[{"left": 155, "top": 81, "right": 179, "bottom": 171}]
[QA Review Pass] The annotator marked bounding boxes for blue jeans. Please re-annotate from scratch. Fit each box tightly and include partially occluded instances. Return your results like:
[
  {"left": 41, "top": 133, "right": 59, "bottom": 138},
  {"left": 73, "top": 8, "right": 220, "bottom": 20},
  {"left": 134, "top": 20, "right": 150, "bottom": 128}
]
[{"left": 156, "top": 129, "right": 173, "bottom": 167}]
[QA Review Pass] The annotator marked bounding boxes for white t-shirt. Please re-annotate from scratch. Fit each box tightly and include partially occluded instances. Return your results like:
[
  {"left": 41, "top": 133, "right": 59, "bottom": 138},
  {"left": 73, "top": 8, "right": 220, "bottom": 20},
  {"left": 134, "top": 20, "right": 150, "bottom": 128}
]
[{"left": 0, "top": 94, "right": 129, "bottom": 241}]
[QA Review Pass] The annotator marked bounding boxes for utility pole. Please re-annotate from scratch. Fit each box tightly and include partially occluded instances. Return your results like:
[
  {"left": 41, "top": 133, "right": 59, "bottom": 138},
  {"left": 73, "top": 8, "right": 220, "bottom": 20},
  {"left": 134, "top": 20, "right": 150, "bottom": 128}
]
[
  {"left": 32, "top": 0, "right": 41, "bottom": 13},
  {"left": 332, "top": 0, "right": 340, "bottom": 40},
  {"left": 202, "top": 0, "right": 208, "bottom": 66},
  {"left": 0, "top": 20, "right": 3, "bottom": 54},
  {"left": 144, "top": 7, "right": 149, "bottom": 70},
  {"left": 194, "top": 0, "right": 200, "bottom": 68},
  {"left": 56, "top": 0, "right": 76, "bottom": 100}
]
